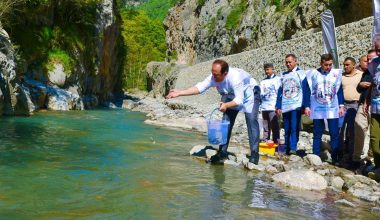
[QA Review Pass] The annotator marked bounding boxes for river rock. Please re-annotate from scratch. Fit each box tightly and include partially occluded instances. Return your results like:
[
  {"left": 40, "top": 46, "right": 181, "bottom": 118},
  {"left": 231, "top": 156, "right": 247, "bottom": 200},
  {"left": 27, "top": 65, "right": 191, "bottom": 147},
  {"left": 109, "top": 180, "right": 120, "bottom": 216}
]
[
  {"left": 235, "top": 153, "right": 247, "bottom": 164},
  {"left": 122, "top": 99, "right": 138, "bottom": 109},
  {"left": 265, "top": 165, "right": 278, "bottom": 174},
  {"left": 317, "top": 169, "right": 329, "bottom": 176},
  {"left": 335, "top": 199, "right": 356, "bottom": 208},
  {"left": 228, "top": 155, "right": 236, "bottom": 162},
  {"left": 304, "top": 154, "right": 323, "bottom": 166},
  {"left": 205, "top": 149, "right": 217, "bottom": 159},
  {"left": 289, "top": 155, "right": 302, "bottom": 162},
  {"left": 348, "top": 187, "right": 379, "bottom": 202},
  {"left": 272, "top": 170, "right": 328, "bottom": 191},
  {"left": 190, "top": 145, "right": 207, "bottom": 156},
  {"left": 371, "top": 207, "right": 380, "bottom": 214},
  {"left": 224, "top": 159, "right": 239, "bottom": 166},
  {"left": 246, "top": 162, "right": 265, "bottom": 171},
  {"left": 331, "top": 176, "right": 345, "bottom": 191}
]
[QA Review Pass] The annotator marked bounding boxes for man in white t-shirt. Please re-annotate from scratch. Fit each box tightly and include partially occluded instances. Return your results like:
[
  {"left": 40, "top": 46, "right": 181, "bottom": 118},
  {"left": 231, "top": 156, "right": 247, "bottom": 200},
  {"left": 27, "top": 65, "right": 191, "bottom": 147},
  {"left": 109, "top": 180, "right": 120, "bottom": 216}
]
[
  {"left": 166, "top": 59, "right": 261, "bottom": 164},
  {"left": 260, "top": 63, "right": 280, "bottom": 143},
  {"left": 304, "top": 54, "right": 345, "bottom": 164}
]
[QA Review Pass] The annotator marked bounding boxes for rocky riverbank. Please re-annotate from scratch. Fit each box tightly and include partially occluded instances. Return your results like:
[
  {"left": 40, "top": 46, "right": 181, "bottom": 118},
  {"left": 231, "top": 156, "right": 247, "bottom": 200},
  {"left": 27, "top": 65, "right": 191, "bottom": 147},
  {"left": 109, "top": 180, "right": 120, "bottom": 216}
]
[{"left": 122, "top": 92, "right": 380, "bottom": 212}]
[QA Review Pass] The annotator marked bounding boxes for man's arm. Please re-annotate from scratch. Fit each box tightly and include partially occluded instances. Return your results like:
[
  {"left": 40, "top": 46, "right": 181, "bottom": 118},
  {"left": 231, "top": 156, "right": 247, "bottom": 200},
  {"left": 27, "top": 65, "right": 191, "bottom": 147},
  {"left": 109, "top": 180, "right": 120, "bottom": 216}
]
[
  {"left": 275, "top": 85, "right": 283, "bottom": 115},
  {"left": 357, "top": 70, "right": 372, "bottom": 93},
  {"left": 303, "top": 79, "right": 312, "bottom": 117},
  {"left": 166, "top": 87, "right": 200, "bottom": 99},
  {"left": 337, "top": 85, "right": 345, "bottom": 117},
  {"left": 364, "top": 83, "right": 373, "bottom": 114}
]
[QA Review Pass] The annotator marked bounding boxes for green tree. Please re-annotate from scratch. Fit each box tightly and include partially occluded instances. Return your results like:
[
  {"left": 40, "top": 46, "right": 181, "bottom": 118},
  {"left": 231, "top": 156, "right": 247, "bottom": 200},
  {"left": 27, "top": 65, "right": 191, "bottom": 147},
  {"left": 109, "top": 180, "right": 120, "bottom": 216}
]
[{"left": 120, "top": 9, "right": 166, "bottom": 90}]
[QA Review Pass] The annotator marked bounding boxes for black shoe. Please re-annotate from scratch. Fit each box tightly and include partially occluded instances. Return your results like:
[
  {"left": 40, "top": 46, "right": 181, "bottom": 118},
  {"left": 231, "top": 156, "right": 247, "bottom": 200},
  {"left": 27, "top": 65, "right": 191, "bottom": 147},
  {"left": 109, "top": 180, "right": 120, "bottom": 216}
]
[
  {"left": 347, "top": 161, "right": 361, "bottom": 171},
  {"left": 249, "top": 151, "right": 260, "bottom": 165},
  {"left": 210, "top": 150, "right": 228, "bottom": 164},
  {"left": 219, "top": 150, "right": 228, "bottom": 160}
]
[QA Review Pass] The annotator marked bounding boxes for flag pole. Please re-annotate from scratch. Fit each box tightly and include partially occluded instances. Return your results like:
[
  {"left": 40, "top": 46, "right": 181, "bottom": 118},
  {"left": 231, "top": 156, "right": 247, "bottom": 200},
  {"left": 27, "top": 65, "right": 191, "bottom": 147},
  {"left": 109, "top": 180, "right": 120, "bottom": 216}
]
[{"left": 321, "top": 10, "right": 340, "bottom": 68}]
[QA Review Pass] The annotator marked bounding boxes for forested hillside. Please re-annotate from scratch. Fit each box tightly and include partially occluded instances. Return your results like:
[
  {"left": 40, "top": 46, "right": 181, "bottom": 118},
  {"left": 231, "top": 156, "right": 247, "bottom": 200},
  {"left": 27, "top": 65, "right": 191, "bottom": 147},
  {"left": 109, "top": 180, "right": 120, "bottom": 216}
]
[{"left": 119, "top": 0, "right": 180, "bottom": 90}]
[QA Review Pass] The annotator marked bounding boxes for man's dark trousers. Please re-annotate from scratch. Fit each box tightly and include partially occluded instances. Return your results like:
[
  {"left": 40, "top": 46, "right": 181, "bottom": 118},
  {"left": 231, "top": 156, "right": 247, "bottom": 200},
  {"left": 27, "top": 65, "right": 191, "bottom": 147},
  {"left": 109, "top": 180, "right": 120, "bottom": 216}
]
[
  {"left": 282, "top": 109, "right": 301, "bottom": 152},
  {"left": 313, "top": 118, "right": 340, "bottom": 162}
]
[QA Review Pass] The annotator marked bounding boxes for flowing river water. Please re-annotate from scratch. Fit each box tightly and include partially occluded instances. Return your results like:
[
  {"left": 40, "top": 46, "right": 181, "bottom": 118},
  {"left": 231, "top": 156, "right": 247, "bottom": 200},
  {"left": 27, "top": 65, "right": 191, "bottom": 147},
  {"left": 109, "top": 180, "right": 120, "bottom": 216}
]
[{"left": 0, "top": 110, "right": 377, "bottom": 219}]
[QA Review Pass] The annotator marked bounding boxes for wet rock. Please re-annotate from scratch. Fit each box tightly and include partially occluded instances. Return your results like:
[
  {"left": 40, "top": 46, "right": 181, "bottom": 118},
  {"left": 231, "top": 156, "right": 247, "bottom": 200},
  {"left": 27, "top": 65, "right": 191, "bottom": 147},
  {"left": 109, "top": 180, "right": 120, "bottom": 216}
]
[
  {"left": 289, "top": 155, "right": 302, "bottom": 162},
  {"left": 371, "top": 207, "right": 380, "bottom": 214},
  {"left": 246, "top": 162, "right": 265, "bottom": 171},
  {"left": 287, "top": 160, "right": 306, "bottom": 170},
  {"left": 224, "top": 160, "right": 239, "bottom": 166},
  {"left": 265, "top": 165, "right": 278, "bottom": 174},
  {"left": 205, "top": 149, "right": 217, "bottom": 159},
  {"left": 241, "top": 157, "right": 249, "bottom": 167},
  {"left": 331, "top": 177, "right": 345, "bottom": 191},
  {"left": 304, "top": 154, "right": 323, "bottom": 166},
  {"left": 274, "top": 163, "right": 287, "bottom": 173},
  {"left": 235, "top": 153, "right": 246, "bottom": 164},
  {"left": 272, "top": 170, "right": 328, "bottom": 191},
  {"left": 227, "top": 155, "right": 236, "bottom": 162},
  {"left": 122, "top": 99, "right": 138, "bottom": 109},
  {"left": 335, "top": 199, "right": 356, "bottom": 207},
  {"left": 348, "top": 187, "right": 379, "bottom": 202},
  {"left": 317, "top": 169, "right": 329, "bottom": 176}
]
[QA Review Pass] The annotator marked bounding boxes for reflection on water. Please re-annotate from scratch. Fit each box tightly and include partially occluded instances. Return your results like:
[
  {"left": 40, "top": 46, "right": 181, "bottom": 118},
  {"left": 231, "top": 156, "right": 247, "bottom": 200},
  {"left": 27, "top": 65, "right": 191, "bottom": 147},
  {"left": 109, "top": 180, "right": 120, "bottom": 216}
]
[{"left": 0, "top": 109, "right": 377, "bottom": 219}]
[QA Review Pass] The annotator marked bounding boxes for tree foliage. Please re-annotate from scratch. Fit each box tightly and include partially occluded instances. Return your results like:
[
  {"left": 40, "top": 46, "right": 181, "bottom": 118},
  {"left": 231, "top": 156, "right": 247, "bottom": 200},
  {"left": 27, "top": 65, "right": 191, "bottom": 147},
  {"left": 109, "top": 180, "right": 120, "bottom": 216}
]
[
  {"left": 225, "top": 0, "right": 248, "bottom": 30},
  {"left": 3, "top": 0, "right": 100, "bottom": 77},
  {"left": 120, "top": 9, "right": 167, "bottom": 90}
]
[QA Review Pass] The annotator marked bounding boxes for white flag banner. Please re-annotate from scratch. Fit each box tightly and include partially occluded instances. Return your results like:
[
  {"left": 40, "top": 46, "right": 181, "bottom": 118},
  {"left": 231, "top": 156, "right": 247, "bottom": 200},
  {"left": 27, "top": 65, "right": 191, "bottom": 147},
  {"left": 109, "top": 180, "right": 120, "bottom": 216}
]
[
  {"left": 372, "top": 0, "right": 380, "bottom": 47},
  {"left": 321, "top": 10, "right": 339, "bottom": 68}
]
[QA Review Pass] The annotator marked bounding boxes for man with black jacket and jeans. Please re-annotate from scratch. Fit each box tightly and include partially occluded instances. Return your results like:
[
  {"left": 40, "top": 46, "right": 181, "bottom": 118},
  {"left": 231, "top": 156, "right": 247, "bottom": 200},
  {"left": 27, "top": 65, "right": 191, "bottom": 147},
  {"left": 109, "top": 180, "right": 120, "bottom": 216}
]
[{"left": 353, "top": 50, "right": 377, "bottom": 169}]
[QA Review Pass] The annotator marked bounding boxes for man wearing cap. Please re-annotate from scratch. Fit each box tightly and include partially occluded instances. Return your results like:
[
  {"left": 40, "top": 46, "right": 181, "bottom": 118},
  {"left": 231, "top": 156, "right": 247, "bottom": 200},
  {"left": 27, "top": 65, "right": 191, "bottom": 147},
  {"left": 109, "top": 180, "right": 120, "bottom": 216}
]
[{"left": 260, "top": 63, "right": 280, "bottom": 143}]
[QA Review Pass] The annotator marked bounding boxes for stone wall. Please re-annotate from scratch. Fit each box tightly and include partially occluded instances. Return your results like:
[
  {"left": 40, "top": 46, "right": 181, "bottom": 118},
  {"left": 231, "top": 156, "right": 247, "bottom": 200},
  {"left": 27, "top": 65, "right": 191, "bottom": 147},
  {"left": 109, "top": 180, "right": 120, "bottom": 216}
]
[{"left": 168, "top": 16, "right": 373, "bottom": 113}]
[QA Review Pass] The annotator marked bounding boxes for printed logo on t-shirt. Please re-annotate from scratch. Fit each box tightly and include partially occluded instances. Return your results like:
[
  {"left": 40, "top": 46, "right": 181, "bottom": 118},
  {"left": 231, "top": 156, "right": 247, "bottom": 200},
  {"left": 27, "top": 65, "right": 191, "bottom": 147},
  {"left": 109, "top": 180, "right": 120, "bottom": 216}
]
[
  {"left": 313, "top": 81, "right": 337, "bottom": 105},
  {"left": 262, "top": 84, "right": 277, "bottom": 101},
  {"left": 282, "top": 77, "right": 300, "bottom": 99}
]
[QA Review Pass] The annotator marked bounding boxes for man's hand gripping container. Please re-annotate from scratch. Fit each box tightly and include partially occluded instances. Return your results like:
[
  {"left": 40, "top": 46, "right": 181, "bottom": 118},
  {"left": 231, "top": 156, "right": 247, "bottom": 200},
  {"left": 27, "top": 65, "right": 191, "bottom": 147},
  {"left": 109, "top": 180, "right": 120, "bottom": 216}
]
[{"left": 207, "top": 108, "right": 230, "bottom": 145}]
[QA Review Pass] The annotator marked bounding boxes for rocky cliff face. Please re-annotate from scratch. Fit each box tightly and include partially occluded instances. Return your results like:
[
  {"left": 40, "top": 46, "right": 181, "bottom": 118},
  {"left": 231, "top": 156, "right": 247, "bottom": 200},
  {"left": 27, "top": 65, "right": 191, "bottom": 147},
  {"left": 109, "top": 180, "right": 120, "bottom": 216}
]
[
  {"left": 165, "top": 0, "right": 372, "bottom": 64},
  {"left": 0, "top": 23, "right": 35, "bottom": 115},
  {"left": 81, "top": 0, "right": 123, "bottom": 107},
  {"left": 0, "top": 0, "right": 123, "bottom": 115}
]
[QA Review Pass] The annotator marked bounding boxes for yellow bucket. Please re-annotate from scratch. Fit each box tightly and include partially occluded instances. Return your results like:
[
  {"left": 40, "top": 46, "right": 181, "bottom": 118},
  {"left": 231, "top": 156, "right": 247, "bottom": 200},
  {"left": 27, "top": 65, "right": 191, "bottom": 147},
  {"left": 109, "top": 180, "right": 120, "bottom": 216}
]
[{"left": 259, "top": 142, "right": 278, "bottom": 155}]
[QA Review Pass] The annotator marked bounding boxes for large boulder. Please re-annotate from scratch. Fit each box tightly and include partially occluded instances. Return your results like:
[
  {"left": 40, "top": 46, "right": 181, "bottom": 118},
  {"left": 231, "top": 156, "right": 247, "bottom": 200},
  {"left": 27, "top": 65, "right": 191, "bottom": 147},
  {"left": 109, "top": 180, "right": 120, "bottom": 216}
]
[
  {"left": 48, "top": 63, "right": 66, "bottom": 87},
  {"left": 272, "top": 170, "right": 328, "bottom": 191}
]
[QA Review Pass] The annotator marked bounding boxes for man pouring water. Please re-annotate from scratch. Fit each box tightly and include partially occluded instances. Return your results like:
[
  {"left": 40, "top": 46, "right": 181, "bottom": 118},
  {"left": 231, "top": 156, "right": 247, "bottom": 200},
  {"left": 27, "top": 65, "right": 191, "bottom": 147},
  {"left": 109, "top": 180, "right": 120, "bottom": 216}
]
[{"left": 166, "top": 59, "right": 261, "bottom": 164}]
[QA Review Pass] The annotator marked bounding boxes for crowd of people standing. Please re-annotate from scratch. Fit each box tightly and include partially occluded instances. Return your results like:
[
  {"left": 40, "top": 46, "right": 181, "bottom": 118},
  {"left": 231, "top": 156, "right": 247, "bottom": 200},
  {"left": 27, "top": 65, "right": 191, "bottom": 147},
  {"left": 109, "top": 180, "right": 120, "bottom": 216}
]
[
  {"left": 166, "top": 39, "right": 380, "bottom": 181},
  {"left": 260, "top": 41, "right": 380, "bottom": 180}
]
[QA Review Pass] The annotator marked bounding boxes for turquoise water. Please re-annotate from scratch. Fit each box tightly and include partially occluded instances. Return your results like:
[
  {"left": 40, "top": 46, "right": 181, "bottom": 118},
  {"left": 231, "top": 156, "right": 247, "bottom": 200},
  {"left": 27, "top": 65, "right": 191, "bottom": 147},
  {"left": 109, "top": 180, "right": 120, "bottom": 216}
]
[{"left": 0, "top": 110, "right": 376, "bottom": 219}]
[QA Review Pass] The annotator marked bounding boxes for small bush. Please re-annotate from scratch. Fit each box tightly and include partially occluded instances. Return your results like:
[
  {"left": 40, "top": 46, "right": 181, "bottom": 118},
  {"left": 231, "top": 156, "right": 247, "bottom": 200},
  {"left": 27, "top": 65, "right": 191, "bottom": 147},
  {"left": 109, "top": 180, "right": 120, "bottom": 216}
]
[
  {"left": 198, "top": 0, "right": 206, "bottom": 7},
  {"left": 225, "top": 0, "right": 248, "bottom": 30},
  {"left": 46, "top": 49, "right": 73, "bottom": 75}
]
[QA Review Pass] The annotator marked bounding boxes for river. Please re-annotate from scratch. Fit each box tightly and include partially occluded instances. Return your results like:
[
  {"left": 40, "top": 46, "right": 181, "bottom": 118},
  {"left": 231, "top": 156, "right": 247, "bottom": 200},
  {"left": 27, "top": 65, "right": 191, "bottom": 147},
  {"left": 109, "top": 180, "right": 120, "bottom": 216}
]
[{"left": 0, "top": 110, "right": 376, "bottom": 219}]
